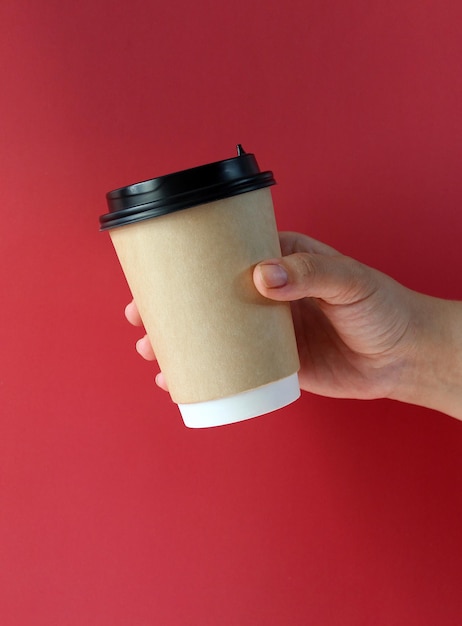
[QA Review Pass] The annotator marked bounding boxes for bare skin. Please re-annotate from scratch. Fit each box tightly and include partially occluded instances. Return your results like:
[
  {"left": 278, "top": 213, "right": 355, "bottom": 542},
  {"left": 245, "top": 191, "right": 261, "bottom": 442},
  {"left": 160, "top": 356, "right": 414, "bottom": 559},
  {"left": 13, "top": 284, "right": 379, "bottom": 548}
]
[{"left": 125, "top": 232, "right": 462, "bottom": 420}]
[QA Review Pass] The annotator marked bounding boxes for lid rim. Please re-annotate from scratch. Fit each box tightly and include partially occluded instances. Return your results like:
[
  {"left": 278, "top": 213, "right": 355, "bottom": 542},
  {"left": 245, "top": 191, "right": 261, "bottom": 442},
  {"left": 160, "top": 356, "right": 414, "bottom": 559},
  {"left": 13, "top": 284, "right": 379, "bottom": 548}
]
[{"left": 99, "top": 176, "right": 275, "bottom": 231}]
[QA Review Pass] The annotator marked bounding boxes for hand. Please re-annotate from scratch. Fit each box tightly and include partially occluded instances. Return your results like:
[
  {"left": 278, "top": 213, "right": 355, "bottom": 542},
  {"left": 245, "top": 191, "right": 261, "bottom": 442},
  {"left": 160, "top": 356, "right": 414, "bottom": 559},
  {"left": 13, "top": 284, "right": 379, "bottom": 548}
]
[
  {"left": 125, "top": 231, "right": 462, "bottom": 419},
  {"left": 252, "top": 231, "right": 416, "bottom": 401}
]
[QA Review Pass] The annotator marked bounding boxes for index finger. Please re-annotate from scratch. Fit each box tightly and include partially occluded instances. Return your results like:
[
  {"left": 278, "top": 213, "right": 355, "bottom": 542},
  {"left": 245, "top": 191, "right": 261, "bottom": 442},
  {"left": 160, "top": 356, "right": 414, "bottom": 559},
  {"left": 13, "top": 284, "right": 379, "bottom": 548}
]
[{"left": 279, "top": 231, "right": 339, "bottom": 257}]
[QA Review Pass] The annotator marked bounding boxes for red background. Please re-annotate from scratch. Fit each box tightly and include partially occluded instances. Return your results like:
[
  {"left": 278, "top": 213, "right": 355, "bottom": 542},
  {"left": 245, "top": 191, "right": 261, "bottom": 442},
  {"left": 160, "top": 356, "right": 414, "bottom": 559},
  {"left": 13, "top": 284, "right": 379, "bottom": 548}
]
[{"left": 1, "top": 1, "right": 462, "bottom": 624}]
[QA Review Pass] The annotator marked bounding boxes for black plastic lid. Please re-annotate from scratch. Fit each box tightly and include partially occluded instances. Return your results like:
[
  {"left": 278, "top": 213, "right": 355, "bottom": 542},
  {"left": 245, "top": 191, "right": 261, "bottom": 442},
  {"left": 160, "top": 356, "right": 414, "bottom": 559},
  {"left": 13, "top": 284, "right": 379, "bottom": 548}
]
[{"left": 99, "top": 145, "right": 276, "bottom": 230}]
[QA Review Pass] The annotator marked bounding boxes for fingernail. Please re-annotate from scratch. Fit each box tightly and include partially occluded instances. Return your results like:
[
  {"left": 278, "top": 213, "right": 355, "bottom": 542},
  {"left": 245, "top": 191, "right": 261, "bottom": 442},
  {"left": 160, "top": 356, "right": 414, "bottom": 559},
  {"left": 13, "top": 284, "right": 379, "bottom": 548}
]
[{"left": 259, "top": 263, "right": 288, "bottom": 288}]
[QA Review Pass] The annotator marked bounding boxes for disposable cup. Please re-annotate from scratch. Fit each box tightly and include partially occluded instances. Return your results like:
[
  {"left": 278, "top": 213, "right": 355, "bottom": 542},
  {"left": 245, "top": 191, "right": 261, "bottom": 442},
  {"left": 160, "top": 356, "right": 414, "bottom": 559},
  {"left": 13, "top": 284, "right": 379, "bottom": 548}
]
[{"left": 100, "top": 146, "right": 300, "bottom": 427}]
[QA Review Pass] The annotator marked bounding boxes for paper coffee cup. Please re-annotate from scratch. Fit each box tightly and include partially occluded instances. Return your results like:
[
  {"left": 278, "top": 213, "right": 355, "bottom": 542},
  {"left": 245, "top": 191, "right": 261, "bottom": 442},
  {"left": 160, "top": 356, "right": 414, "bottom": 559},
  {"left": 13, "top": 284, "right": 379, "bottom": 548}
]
[{"left": 100, "top": 146, "right": 300, "bottom": 427}]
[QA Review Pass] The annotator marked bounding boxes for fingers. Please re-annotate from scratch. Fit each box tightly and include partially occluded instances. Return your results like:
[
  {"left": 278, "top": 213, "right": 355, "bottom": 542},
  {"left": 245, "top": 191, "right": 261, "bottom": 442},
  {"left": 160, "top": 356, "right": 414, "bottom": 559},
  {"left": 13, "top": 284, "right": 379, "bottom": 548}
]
[
  {"left": 155, "top": 372, "right": 169, "bottom": 392},
  {"left": 138, "top": 337, "right": 168, "bottom": 390},
  {"left": 125, "top": 300, "right": 144, "bottom": 327},
  {"left": 124, "top": 299, "right": 168, "bottom": 390},
  {"left": 278, "top": 231, "right": 339, "bottom": 257},
  {"left": 135, "top": 334, "right": 156, "bottom": 361},
  {"left": 254, "top": 252, "right": 377, "bottom": 306},
  {"left": 125, "top": 299, "right": 157, "bottom": 361},
  {"left": 126, "top": 300, "right": 156, "bottom": 360}
]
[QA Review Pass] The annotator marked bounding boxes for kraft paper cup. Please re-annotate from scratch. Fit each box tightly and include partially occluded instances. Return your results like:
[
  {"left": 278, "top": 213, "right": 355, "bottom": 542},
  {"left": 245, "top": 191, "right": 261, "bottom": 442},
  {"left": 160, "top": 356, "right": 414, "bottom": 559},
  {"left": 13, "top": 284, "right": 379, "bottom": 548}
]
[{"left": 100, "top": 146, "right": 300, "bottom": 427}]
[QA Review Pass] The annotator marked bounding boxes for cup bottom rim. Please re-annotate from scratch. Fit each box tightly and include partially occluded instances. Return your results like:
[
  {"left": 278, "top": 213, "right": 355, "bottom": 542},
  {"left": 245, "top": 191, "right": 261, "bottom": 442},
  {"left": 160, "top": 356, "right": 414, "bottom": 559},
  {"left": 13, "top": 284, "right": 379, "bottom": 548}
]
[{"left": 177, "top": 373, "right": 300, "bottom": 428}]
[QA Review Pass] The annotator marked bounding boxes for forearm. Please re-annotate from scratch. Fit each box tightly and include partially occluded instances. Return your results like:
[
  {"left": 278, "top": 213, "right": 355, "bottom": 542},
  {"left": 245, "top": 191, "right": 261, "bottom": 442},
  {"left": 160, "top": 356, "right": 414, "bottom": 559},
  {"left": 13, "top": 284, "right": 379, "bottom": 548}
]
[{"left": 390, "top": 295, "right": 462, "bottom": 420}]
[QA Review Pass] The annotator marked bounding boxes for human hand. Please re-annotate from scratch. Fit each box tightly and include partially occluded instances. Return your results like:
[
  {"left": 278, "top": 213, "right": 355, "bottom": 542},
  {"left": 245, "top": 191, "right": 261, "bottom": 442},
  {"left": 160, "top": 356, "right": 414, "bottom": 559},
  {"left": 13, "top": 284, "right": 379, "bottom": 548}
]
[
  {"left": 125, "top": 231, "right": 462, "bottom": 419},
  {"left": 252, "top": 232, "right": 417, "bottom": 401}
]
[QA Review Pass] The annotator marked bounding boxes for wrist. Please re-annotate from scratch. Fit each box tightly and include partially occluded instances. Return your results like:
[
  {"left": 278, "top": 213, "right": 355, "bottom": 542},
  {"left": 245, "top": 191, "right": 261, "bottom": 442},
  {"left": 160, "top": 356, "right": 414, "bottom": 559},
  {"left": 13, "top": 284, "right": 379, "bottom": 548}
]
[{"left": 389, "top": 294, "right": 462, "bottom": 420}]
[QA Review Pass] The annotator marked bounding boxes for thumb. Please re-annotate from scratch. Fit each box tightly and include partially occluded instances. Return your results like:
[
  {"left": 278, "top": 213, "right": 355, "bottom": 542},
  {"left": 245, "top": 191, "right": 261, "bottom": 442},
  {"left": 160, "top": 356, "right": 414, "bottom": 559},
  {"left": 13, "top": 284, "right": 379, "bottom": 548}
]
[{"left": 253, "top": 252, "right": 376, "bottom": 306}]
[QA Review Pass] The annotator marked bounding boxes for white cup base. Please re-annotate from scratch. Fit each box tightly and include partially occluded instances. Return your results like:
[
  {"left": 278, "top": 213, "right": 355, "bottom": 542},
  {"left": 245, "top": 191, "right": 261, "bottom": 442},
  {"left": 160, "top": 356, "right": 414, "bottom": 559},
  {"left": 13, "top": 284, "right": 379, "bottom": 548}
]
[{"left": 178, "top": 373, "right": 300, "bottom": 428}]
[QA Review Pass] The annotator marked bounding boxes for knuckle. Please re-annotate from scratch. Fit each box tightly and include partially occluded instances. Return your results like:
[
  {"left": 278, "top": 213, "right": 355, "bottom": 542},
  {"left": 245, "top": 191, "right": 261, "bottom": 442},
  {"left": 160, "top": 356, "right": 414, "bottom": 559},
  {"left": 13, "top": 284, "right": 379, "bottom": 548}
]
[
  {"left": 340, "top": 256, "right": 377, "bottom": 301},
  {"left": 291, "top": 253, "right": 317, "bottom": 280}
]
